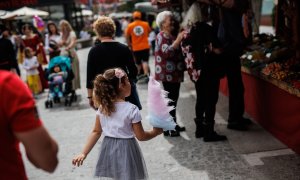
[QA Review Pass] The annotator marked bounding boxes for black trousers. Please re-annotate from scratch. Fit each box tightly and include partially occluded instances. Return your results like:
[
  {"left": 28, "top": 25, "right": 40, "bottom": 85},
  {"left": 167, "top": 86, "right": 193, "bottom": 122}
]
[
  {"left": 162, "top": 82, "right": 181, "bottom": 123},
  {"left": 195, "top": 70, "right": 220, "bottom": 125},
  {"left": 223, "top": 53, "right": 245, "bottom": 122}
]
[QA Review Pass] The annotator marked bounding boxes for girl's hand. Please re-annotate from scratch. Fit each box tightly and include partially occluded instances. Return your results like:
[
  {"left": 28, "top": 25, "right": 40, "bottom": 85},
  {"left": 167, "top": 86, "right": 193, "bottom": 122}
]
[
  {"left": 153, "top": 127, "right": 163, "bottom": 136},
  {"left": 72, "top": 153, "right": 86, "bottom": 167}
]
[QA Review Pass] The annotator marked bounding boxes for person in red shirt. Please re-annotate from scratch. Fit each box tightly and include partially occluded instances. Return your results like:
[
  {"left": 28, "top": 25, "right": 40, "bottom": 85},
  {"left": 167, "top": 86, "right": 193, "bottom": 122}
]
[
  {"left": 0, "top": 70, "right": 58, "bottom": 180},
  {"left": 125, "top": 11, "right": 151, "bottom": 83}
]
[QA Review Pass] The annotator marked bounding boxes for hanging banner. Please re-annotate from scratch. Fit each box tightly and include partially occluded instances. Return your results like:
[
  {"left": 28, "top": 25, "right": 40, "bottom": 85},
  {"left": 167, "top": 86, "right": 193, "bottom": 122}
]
[
  {"left": 0, "top": 0, "right": 73, "bottom": 10},
  {"left": 0, "top": 0, "right": 38, "bottom": 9},
  {"left": 151, "top": 0, "right": 180, "bottom": 9}
]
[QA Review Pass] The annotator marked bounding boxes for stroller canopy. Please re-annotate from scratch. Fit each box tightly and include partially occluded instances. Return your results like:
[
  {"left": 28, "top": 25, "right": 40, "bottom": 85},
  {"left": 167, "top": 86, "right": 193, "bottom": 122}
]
[{"left": 49, "top": 56, "right": 71, "bottom": 72}]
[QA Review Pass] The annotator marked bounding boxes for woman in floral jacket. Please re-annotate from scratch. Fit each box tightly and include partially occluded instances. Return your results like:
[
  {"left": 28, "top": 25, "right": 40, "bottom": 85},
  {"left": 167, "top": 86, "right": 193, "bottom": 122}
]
[
  {"left": 181, "top": 4, "right": 227, "bottom": 142},
  {"left": 154, "top": 11, "right": 186, "bottom": 137}
]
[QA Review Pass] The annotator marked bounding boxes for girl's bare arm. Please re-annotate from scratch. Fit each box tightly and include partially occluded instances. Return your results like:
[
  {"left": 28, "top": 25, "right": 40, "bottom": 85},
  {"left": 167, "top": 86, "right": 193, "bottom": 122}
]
[
  {"left": 72, "top": 116, "right": 102, "bottom": 166},
  {"left": 132, "top": 122, "right": 163, "bottom": 141}
]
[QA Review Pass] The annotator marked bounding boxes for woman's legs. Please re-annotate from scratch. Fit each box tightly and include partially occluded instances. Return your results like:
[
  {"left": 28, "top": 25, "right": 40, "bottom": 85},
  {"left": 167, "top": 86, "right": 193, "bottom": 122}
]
[
  {"left": 194, "top": 78, "right": 206, "bottom": 138},
  {"left": 195, "top": 70, "right": 226, "bottom": 142}
]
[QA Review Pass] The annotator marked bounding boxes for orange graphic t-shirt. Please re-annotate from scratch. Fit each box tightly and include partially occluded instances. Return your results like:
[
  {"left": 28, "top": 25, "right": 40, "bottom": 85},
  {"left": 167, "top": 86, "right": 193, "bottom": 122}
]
[{"left": 126, "top": 20, "right": 151, "bottom": 51}]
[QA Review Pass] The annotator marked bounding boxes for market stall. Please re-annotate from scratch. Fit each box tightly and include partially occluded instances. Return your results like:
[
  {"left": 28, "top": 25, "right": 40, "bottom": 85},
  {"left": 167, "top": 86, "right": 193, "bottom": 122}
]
[{"left": 220, "top": 0, "right": 300, "bottom": 153}]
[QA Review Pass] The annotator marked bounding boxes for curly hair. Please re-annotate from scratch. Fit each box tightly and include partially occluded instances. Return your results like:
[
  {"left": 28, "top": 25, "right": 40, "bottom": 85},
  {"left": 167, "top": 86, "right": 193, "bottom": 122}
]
[
  {"left": 93, "top": 16, "right": 116, "bottom": 38},
  {"left": 93, "top": 68, "right": 127, "bottom": 116}
]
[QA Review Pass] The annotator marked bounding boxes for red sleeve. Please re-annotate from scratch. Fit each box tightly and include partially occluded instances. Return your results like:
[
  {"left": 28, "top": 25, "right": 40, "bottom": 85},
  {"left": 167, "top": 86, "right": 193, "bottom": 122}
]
[{"left": 3, "top": 73, "right": 42, "bottom": 132}]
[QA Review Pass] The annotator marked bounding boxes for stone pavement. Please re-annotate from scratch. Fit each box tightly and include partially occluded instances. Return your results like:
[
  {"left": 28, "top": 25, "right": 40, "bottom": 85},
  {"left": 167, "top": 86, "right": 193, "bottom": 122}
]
[{"left": 21, "top": 43, "right": 300, "bottom": 180}]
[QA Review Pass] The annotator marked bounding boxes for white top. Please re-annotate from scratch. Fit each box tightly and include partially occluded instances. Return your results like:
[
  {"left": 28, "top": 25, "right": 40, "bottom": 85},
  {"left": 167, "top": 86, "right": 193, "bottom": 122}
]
[
  {"left": 149, "top": 31, "right": 156, "bottom": 42},
  {"left": 122, "top": 20, "right": 129, "bottom": 31},
  {"left": 60, "top": 31, "right": 77, "bottom": 56},
  {"left": 49, "top": 34, "right": 61, "bottom": 43},
  {"left": 96, "top": 102, "right": 142, "bottom": 138},
  {"left": 63, "top": 31, "right": 76, "bottom": 46},
  {"left": 22, "top": 56, "right": 39, "bottom": 75}
]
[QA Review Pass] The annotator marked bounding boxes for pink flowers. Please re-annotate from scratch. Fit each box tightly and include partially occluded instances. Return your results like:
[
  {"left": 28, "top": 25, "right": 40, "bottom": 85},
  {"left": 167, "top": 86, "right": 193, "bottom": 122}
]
[
  {"left": 115, "top": 68, "right": 125, "bottom": 79},
  {"left": 191, "top": 69, "right": 201, "bottom": 82}
]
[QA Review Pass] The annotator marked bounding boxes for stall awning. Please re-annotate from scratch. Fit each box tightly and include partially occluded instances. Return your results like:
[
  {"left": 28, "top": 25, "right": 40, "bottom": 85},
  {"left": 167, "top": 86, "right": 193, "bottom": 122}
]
[{"left": 11, "top": 6, "right": 49, "bottom": 17}]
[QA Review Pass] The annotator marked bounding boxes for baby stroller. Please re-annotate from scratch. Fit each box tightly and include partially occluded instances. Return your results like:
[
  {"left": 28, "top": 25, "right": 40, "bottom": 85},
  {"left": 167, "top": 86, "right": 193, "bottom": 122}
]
[{"left": 45, "top": 56, "right": 76, "bottom": 108}]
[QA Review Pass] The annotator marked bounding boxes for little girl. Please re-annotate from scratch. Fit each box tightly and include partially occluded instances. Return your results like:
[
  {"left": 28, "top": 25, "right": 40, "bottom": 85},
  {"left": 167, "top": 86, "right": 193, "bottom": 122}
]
[
  {"left": 72, "top": 68, "right": 163, "bottom": 179},
  {"left": 22, "top": 47, "right": 42, "bottom": 96}
]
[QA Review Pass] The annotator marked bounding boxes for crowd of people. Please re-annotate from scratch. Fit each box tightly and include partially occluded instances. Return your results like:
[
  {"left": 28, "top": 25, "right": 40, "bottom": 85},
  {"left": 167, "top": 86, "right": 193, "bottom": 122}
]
[{"left": 0, "top": 1, "right": 254, "bottom": 178}]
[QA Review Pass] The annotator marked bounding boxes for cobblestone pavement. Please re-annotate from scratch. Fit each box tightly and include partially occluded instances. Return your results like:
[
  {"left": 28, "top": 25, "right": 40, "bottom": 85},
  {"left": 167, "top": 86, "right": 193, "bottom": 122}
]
[{"left": 21, "top": 40, "right": 300, "bottom": 180}]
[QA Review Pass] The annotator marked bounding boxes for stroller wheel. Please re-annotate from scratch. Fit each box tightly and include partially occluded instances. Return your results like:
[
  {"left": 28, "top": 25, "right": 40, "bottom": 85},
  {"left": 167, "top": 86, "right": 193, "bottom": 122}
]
[
  {"left": 65, "top": 99, "right": 69, "bottom": 106},
  {"left": 68, "top": 100, "right": 72, "bottom": 106},
  {"left": 54, "top": 96, "right": 61, "bottom": 103},
  {"left": 45, "top": 101, "right": 49, "bottom": 108},
  {"left": 73, "top": 93, "right": 77, "bottom": 102}
]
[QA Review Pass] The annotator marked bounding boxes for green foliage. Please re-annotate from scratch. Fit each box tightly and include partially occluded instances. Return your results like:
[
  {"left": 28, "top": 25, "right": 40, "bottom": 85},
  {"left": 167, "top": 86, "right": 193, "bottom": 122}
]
[
  {"left": 118, "top": 1, "right": 135, "bottom": 12},
  {"left": 118, "top": 0, "right": 146, "bottom": 12}
]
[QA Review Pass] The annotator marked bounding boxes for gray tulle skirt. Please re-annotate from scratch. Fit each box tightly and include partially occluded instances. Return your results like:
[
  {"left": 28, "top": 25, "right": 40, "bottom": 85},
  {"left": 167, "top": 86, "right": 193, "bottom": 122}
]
[{"left": 94, "top": 136, "right": 148, "bottom": 180}]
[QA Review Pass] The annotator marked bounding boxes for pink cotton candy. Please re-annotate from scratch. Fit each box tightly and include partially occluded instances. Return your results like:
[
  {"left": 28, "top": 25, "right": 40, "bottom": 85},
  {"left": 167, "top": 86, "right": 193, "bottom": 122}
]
[{"left": 147, "top": 76, "right": 174, "bottom": 120}]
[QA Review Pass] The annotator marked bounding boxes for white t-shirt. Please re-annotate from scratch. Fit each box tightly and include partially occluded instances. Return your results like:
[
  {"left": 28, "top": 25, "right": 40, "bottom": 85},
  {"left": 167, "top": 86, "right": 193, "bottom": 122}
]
[
  {"left": 149, "top": 31, "right": 156, "bottom": 42},
  {"left": 49, "top": 34, "right": 61, "bottom": 44},
  {"left": 97, "top": 102, "right": 142, "bottom": 138},
  {"left": 22, "top": 56, "right": 39, "bottom": 75},
  {"left": 122, "top": 20, "right": 129, "bottom": 31}
]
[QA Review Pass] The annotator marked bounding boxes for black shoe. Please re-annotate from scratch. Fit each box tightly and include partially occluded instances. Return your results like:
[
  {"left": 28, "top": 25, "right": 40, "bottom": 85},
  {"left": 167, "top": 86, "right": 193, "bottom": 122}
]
[
  {"left": 137, "top": 76, "right": 149, "bottom": 84},
  {"left": 195, "top": 131, "right": 204, "bottom": 138},
  {"left": 163, "top": 131, "right": 169, "bottom": 136},
  {"left": 204, "top": 131, "right": 227, "bottom": 142},
  {"left": 137, "top": 74, "right": 147, "bottom": 80},
  {"left": 227, "top": 123, "right": 248, "bottom": 131},
  {"left": 175, "top": 125, "right": 186, "bottom": 132},
  {"left": 241, "top": 117, "right": 252, "bottom": 125},
  {"left": 163, "top": 130, "right": 180, "bottom": 137}
]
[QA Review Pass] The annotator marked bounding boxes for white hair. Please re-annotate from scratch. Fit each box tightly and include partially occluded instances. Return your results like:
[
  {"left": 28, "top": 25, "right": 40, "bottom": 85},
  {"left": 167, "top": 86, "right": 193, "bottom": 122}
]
[{"left": 156, "top": 11, "right": 172, "bottom": 30}]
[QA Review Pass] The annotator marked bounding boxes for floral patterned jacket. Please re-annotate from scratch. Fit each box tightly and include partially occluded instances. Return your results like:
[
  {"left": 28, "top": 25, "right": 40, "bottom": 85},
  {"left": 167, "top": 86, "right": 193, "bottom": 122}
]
[
  {"left": 181, "top": 28, "right": 201, "bottom": 82},
  {"left": 181, "top": 22, "right": 219, "bottom": 82},
  {"left": 154, "top": 32, "right": 185, "bottom": 83}
]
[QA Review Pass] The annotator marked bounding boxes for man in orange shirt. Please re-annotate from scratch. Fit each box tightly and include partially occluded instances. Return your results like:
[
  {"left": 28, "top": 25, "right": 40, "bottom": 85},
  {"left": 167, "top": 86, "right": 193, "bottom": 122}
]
[{"left": 126, "top": 11, "right": 151, "bottom": 83}]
